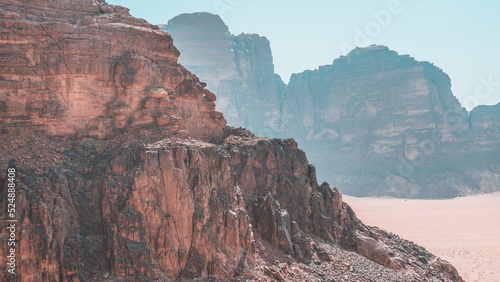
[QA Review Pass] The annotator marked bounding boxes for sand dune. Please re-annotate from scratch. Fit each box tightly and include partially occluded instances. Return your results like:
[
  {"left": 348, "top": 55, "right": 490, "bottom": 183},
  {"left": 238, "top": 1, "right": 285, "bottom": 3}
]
[{"left": 344, "top": 192, "right": 500, "bottom": 282}]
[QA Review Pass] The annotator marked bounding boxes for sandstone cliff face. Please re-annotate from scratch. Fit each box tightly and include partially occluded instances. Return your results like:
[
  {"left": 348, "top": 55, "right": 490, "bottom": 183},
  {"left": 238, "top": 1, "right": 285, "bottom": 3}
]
[
  {"left": 0, "top": 133, "right": 463, "bottom": 281},
  {"left": 0, "top": 1, "right": 463, "bottom": 281},
  {"left": 162, "top": 13, "right": 285, "bottom": 137},
  {"left": 284, "top": 46, "right": 470, "bottom": 153},
  {"left": 0, "top": 0, "right": 225, "bottom": 139}
]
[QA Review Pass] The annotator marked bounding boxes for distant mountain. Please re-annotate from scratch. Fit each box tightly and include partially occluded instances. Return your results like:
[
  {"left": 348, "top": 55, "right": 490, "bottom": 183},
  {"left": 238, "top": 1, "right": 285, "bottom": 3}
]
[
  {"left": 161, "top": 13, "right": 285, "bottom": 137},
  {"left": 470, "top": 103, "right": 500, "bottom": 149},
  {"left": 284, "top": 46, "right": 500, "bottom": 198},
  {"left": 163, "top": 13, "right": 500, "bottom": 198}
]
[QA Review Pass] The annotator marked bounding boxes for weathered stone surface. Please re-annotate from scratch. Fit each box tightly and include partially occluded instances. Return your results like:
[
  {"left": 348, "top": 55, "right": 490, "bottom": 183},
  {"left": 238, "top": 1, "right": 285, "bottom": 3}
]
[
  {"left": 0, "top": 134, "right": 463, "bottom": 281},
  {"left": 356, "top": 233, "right": 391, "bottom": 266},
  {"left": 162, "top": 13, "right": 285, "bottom": 137}
]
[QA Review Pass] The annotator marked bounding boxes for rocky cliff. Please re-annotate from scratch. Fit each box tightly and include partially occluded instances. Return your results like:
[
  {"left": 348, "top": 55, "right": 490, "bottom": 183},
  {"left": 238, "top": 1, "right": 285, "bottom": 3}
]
[
  {"left": 161, "top": 13, "right": 285, "bottom": 137},
  {"left": 284, "top": 46, "right": 500, "bottom": 198},
  {"left": 0, "top": 0, "right": 462, "bottom": 281}
]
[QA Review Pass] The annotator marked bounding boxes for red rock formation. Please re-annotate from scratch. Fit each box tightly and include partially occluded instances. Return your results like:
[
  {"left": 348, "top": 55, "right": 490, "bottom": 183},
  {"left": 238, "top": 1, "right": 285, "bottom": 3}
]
[
  {"left": 0, "top": 0, "right": 225, "bottom": 139},
  {"left": 0, "top": 0, "right": 463, "bottom": 281},
  {"left": 0, "top": 133, "right": 463, "bottom": 281}
]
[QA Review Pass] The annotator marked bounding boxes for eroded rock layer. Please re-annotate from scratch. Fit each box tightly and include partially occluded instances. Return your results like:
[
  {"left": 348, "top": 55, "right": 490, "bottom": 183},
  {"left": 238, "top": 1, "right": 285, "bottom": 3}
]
[
  {"left": 0, "top": 134, "right": 462, "bottom": 281},
  {"left": 470, "top": 103, "right": 500, "bottom": 148},
  {"left": 0, "top": 0, "right": 225, "bottom": 139}
]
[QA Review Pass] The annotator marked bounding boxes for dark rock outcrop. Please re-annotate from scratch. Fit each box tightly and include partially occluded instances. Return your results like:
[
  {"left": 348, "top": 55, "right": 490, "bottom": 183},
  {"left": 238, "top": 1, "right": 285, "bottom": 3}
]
[
  {"left": 0, "top": 134, "right": 463, "bottom": 281},
  {"left": 0, "top": 1, "right": 463, "bottom": 281}
]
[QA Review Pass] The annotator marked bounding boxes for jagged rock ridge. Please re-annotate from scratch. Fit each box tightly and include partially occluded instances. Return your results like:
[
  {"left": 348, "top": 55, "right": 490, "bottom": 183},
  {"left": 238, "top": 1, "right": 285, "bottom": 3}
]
[
  {"left": 0, "top": 1, "right": 225, "bottom": 139},
  {"left": 0, "top": 1, "right": 462, "bottom": 281}
]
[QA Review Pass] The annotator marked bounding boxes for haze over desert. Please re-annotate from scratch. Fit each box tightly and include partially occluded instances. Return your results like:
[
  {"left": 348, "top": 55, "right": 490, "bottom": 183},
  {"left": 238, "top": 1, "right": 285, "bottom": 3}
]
[{"left": 344, "top": 192, "right": 500, "bottom": 282}]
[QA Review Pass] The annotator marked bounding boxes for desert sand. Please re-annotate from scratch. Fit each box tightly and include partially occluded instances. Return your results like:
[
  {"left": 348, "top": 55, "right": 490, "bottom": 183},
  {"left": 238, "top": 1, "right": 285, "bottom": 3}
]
[{"left": 344, "top": 192, "right": 500, "bottom": 282}]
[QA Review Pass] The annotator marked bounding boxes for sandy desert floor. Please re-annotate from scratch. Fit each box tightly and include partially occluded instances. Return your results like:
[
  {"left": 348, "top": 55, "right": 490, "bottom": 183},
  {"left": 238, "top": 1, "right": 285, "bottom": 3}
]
[{"left": 344, "top": 192, "right": 500, "bottom": 282}]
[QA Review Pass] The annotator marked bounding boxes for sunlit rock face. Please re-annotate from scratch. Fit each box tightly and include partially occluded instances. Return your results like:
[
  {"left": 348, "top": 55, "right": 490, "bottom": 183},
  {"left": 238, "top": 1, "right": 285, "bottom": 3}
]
[
  {"left": 162, "top": 13, "right": 285, "bottom": 137},
  {"left": 0, "top": 1, "right": 465, "bottom": 281},
  {"left": 0, "top": 1, "right": 226, "bottom": 140}
]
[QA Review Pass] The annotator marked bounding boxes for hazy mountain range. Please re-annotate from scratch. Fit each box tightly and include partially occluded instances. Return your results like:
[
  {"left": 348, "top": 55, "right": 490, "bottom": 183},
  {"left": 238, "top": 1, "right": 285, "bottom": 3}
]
[{"left": 162, "top": 12, "right": 500, "bottom": 198}]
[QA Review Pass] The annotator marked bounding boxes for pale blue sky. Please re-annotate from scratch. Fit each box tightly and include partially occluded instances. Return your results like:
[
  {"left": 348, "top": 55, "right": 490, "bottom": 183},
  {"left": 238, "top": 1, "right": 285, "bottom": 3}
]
[{"left": 107, "top": 0, "right": 500, "bottom": 110}]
